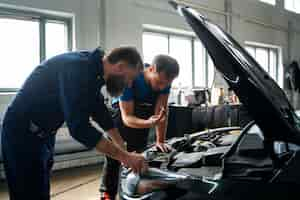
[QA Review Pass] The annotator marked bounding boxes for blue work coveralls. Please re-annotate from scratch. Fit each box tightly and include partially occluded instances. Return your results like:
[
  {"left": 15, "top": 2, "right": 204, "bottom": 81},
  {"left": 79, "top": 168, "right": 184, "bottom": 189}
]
[{"left": 1, "top": 48, "right": 114, "bottom": 200}]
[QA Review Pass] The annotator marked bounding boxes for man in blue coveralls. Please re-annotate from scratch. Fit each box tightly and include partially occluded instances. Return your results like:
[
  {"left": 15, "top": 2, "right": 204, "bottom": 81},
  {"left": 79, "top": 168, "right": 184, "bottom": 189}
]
[
  {"left": 1, "top": 47, "right": 148, "bottom": 200},
  {"left": 99, "top": 55, "right": 179, "bottom": 200}
]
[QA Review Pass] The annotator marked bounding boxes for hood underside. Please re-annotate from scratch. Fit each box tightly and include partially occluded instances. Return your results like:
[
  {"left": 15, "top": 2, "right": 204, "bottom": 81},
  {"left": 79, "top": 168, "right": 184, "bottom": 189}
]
[{"left": 170, "top": 1, "right": 300, "bottom": 144}]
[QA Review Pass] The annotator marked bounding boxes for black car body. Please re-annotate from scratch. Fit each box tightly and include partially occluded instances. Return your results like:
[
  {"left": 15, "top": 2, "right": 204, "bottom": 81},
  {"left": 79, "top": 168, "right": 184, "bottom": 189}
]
[{"left": 119, "top": 2, "right": 300, "bottom": 199}]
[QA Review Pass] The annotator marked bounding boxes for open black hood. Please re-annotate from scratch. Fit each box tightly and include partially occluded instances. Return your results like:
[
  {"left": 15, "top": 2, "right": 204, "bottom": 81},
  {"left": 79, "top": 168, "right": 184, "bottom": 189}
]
[{"left": 170, "top": 1, "right": 300, "bottom": 144}]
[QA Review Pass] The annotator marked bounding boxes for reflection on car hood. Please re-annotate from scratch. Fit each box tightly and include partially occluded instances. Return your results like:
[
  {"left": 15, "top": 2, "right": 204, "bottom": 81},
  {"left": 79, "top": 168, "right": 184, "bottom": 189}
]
[{"left": 170, "top": 1, "right": 300, "bottom": 144}]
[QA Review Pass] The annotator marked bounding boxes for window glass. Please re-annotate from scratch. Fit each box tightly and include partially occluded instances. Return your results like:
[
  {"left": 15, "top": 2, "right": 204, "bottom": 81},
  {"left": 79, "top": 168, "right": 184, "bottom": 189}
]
[
  {"left": 0, "top": 18, "right": 40, "bottom": 89},
  {"left": 169, "top": 36, "right": 193, "bottom": 87},
  {"left": 142, "top": 32, "right": 168, "bottom": 64},
  {"left": 194, "top": 40, "right": 206, "bottom": 87},
  {"left": 46, "top": 21, "right": 68, "bottom": 59}
]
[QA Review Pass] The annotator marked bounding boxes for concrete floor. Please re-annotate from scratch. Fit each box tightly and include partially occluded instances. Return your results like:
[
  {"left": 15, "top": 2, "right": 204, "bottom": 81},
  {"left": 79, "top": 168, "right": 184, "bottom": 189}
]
[{"left": 0, "top": 164, "right": 103, "bottom": 200}]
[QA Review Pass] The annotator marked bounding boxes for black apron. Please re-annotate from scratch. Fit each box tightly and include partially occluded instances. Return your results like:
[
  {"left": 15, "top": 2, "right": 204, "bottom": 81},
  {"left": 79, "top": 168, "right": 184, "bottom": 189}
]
[{"left": 114, "top": 84, "right": 160, "bottom": 152}]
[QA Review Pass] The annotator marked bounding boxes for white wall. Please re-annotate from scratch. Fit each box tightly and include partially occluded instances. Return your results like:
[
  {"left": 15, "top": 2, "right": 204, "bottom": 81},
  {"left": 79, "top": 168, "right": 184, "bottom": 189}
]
[
  {"left": 231, "top": 0, "right": 297, "bottom": 64},
  {"left": 104, "top": 0, "right": 226, "bottom": 53},
  {"left": 102, "top": 0, "right": 300, "bottom": 90},
  {"left": 291, "top": 33, "right": 300, "bottom": 61},
  {"left": 103, "top": 0, "right": 300, "bottom": 62}
]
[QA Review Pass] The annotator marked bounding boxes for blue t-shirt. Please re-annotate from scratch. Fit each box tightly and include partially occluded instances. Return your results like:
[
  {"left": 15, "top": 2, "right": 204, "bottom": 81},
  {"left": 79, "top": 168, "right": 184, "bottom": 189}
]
[{"left": 113, "top": 72, "right": 170, "bottom": 105}]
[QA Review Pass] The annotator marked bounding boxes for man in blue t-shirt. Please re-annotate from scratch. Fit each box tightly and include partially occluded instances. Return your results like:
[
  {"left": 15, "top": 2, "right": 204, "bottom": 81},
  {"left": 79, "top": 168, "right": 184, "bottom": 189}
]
[{"left": 99, "top": 55, "right": 179, "bottom": 200}]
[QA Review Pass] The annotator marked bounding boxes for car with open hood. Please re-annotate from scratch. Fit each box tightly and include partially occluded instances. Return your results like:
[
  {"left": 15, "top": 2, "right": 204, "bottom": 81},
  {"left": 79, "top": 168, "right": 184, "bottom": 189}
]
[{"left": 119, "top": 1, "right": 300, "bottom": 199}]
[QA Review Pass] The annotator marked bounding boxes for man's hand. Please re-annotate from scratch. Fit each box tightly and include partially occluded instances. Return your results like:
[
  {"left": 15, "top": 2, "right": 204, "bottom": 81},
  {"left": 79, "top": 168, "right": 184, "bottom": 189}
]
[
  {"left": 147, "top": 107, "right": 166, "bottom": 127},
  {"left": 96, "top": 138, "right": 147, "bottom": 174},
  {"left": 121, "top": 152, "right": 149, "bottom": 174},
  {"left": 147, "top": 115, "right": 160, "bottom": 127},
  {"left": 155, "top": 142, "right": 171, "bottom": 153}
]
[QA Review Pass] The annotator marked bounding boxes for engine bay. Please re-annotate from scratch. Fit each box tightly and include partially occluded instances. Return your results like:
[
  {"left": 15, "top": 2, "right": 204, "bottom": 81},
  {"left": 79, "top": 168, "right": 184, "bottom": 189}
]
[
  {"left": 120, "top": 127, "right": 242, "bottom": 197},
  {"left": 144, "top": 127, "right": 240, "bottom": 171},
  {"left": 120, "top": 124, "right": 300, "bottom": 199}
]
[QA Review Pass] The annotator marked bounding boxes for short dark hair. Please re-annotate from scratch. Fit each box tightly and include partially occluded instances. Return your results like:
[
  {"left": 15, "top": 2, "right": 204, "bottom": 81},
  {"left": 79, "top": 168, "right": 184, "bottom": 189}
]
[
  {"left": 106, "top": 47, "right": 143, "bottom": 70},
  {"left": 152, "top": 55, "right": 179, "bottom": 80}
]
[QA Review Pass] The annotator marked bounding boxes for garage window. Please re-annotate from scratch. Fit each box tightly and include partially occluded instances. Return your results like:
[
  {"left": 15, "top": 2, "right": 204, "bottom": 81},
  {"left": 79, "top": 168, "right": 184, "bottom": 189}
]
[
  {"left": 45, "top": 21, "right": 69, "bottom": 59},
  {"left": 259, "top": 0, "right": 276, "bottom": 5},
  {"left": 245, "top": 45, "right": 279, "bottom": 82},
  {"left": 285, "top": 0, "right": 300, "bottom": 14},
  {"left": 143, "top": 31, "right": 214, "bottom": 88},
  {"left": 0, "top": 8, "right": 72, "bottom": 91}
]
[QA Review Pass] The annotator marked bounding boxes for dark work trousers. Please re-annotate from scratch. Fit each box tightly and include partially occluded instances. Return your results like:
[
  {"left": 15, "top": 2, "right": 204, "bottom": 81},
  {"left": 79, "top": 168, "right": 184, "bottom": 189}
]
[
  {"left": 1, "top": 116, "right": 56, "bottom": 200},
  {"left": 99, "top": 103, "right": 154, "bottom": 198}
]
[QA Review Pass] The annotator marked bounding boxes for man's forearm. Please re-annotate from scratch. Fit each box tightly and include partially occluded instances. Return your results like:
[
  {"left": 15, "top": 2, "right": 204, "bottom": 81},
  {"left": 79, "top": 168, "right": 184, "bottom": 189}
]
[
  {"left": 156, "top": 116, "right": 168, "bottom": 143},
  {"left": 95, "top": 137, "right": 126, "bottom": 162},
  {"left": 123, "top": 115, "right": 152, "bottom": 129},
  {"left": 107, "top": 128, "right": 126, "bottom": 149},
  {"left": 154, "top": 94, "right": 169, "bottom": 143}
]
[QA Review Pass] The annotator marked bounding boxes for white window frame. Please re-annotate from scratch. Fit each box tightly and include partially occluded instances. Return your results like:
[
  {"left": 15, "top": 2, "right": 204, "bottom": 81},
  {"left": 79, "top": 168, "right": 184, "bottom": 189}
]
[
  {"left": 0, "top": 7, "right": 73, "bottom": 92},
  {"left": 245, "top": 41, "right": 283, "bottom": 88},
  {"left": 284, "top": 0, "right": 300, "bottom": 14},
  {"left": 259, "top": 0, "right": 276, "bottom": 6}
]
